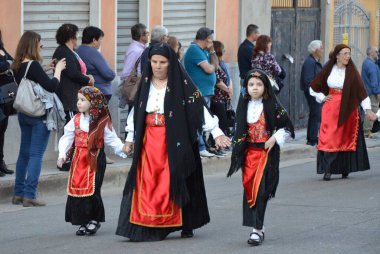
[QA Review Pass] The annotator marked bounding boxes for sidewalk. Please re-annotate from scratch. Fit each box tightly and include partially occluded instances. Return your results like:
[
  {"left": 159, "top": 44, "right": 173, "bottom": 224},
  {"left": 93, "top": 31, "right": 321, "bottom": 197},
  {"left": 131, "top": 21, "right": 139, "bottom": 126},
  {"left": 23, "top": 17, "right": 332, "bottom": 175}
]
[{"left": 1, "top": 128, "right": 380, "bottom": 204}]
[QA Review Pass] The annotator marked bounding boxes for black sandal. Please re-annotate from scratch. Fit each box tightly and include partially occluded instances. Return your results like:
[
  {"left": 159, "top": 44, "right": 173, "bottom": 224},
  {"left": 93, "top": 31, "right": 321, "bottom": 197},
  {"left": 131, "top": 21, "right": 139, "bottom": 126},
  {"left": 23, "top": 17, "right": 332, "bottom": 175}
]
[
  {"left": 181, "top": 229, "right": 194, "bottom": 238},
  {"left": 85, "top": 221, "right": 101, "bottom": 235},
  {"left": 76, "top": 225, "right": 86, "bottom": 236},
  {"left": 247, "top": 232, "right": 263, "bottom": 246}
]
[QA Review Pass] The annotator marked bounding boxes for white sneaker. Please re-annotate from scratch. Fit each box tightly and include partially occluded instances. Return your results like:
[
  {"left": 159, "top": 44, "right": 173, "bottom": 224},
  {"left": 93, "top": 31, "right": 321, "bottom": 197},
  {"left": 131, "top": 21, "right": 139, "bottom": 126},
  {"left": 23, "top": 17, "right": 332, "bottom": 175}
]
[{"left": 199, "top": 150, "right": 215, "bottom": 158}]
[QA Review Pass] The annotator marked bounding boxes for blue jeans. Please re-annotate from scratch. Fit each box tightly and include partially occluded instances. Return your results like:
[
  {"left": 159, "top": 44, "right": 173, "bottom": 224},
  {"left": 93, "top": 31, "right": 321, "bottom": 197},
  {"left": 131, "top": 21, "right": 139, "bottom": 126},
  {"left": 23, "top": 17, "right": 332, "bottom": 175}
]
[
  {"left": 14, "top": 113, "right": 50, "bottom": 199},
  {"left": 198, "top": 96, "right": 212, "bottom": 152}
]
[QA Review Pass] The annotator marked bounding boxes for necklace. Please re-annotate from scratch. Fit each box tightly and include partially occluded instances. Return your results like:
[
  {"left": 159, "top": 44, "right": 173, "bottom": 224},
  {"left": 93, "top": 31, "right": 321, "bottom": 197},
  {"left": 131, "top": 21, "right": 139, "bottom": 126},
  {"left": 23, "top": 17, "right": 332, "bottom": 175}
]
[{"left": 152, "top": 77, "right": 168, "bottom": 89}]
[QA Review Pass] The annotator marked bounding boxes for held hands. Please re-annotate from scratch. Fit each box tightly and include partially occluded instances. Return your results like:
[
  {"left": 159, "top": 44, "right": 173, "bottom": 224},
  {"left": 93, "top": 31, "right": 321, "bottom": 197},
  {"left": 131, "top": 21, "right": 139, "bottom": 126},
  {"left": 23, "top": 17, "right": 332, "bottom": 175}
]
[
  {"left": 87, "top": 74, "right": 95, "bottom": 86},
  {"left": 366, "top": 109, "right": 378, "bottom": 122},
  {"left": 322, "top": 95, "right": 332, "bottom": 103},
  {"left": 214, "top": 135, "right": 232, "bottom": 149},
  {"left": 0, "top": 50, "right": 5, "bottom": 56},
  {"left": 123, "top": 142, "right": 134, "bottom": 155},
  {"left": 264, "top": 136, "right": 276, "bottom": 152},
  {"left": 57, "top": 158, "right": 65, "bottom": 168}
]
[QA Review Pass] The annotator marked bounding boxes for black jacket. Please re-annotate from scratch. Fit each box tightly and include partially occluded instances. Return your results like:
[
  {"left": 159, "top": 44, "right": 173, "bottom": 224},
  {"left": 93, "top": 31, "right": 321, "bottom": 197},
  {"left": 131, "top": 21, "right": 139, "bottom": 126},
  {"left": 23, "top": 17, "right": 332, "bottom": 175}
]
[
  {"left": 52, "top": 45, "right": 90, "bottom": 111},
  {"left": 300, "top": 54, "right": 323, "bottom": 91}
]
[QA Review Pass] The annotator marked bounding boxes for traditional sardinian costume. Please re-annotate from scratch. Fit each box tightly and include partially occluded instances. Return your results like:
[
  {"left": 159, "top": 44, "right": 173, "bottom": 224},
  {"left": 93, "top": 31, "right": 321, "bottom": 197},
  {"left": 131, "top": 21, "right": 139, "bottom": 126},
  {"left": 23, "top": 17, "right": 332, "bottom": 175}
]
[
  {"left": 310, "top": 44, "right": 371, "bottom": 177},
  {"left": 58, "top": 86, "right": 126, "bottom": 226},
  {"left": 116, "top": 44, "right": 224, "bottom": 241},
  {"left": 228, "top": 69, "right": 294, "bottom": 232}
]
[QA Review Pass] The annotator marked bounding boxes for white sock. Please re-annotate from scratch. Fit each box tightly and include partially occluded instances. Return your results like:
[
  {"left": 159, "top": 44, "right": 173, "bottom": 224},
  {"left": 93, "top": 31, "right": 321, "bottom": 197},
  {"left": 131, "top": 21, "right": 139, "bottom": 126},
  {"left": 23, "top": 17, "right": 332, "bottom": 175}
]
[{"left": 250, "top": 228, "right": 263, "bottom": 240}]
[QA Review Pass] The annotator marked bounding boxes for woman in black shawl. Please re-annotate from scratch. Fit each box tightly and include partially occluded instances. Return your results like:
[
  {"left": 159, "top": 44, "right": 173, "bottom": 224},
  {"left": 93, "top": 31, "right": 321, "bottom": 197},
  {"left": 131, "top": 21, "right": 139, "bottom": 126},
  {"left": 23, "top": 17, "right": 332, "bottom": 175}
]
[
  {"left": 116, "top": 44, "right": 231, "bottom": 241},
  {"left": 228, "top": 69, "right": 294, "bottom": 246}
]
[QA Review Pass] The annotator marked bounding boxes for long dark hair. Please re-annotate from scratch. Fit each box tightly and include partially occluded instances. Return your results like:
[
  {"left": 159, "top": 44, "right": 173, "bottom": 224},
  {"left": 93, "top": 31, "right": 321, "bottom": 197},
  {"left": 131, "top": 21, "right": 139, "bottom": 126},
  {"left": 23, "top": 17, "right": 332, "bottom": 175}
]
[
  {"left": 11, "top": 31, "right": 42, "bottom": 71},
  {"left": 253, "top": 35, "right": 271, "bottom": 58}
]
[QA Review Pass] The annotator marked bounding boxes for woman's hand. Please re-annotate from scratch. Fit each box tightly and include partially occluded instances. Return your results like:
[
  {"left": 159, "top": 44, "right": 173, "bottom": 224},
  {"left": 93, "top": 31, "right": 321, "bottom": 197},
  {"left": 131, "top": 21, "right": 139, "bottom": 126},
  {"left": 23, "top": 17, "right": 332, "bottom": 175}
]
[
  {"left": 322, "top": 95, "right": 332, "bottom": 103},
  {"left": 366, "top": 110, "right": 378, "bottom": 122},
  {"left": 264, "top": 136, "right": 276, "bottom": 152},
  {"left": 87, "top": 74, "right": 95, "bottom": 86},
  {"left": 123, "top": 142, "right": 134, "bottom": 155},
  {"left": 214, "top": 135, "right": 232, "bottom": 149},
  {"left": 57, "top": 158, "right": 65, "bottom": 168},
  {"left": 0, "top": 50, "right": 5, "bottom": 56},
  {"left": 55, "top": 58, "right": 66, "bottom": 72}
]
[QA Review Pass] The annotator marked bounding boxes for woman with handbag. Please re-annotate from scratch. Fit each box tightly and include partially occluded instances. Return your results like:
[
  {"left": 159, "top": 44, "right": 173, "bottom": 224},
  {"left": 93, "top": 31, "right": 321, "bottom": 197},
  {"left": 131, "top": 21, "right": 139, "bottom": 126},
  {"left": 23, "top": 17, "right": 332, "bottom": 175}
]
[
  {"left": 11, "top": 31, "right": 66, "bottom": 207},
  {"left": 0, "top": 29, "right": 15, "bottom": 177}
]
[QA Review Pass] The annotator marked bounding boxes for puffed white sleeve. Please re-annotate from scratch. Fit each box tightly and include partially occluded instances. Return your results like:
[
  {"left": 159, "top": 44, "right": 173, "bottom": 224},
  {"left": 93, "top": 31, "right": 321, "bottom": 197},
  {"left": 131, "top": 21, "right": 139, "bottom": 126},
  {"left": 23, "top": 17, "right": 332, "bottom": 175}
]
[
  {"left": 58, "top": 118, "right": 75, "bottom": 160},
  {"left": 202, "top": 107, "right": 224, "bottom": 138},
  {"left": 104, "top": 126, "right": 127, "bottom": 158},
  {"left": 273, "top": 128, "right": 291, "bottom": 148},
  {"left": 309, "top": 87, "right": 325, "bottom": 103},
  {"left": 125, "top": 107, "right": 135, "bottom": 143},
  {"left": 360, "top": 97, "right": 371, "bottom": 112}
]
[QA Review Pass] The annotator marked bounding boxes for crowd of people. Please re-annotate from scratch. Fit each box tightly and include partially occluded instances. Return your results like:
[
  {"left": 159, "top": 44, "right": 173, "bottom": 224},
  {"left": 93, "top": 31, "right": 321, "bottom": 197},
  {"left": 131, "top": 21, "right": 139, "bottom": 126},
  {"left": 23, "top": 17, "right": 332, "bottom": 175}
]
[{"left": 0, "top": 20, "right": 378, "bottom": 247}]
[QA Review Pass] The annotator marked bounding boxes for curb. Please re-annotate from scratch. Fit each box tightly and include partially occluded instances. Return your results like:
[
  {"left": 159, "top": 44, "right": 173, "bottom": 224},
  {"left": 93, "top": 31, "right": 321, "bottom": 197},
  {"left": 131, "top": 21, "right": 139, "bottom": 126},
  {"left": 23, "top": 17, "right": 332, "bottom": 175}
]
[{"left": 0, "top": 145, "right": 316, "bottom": 204}]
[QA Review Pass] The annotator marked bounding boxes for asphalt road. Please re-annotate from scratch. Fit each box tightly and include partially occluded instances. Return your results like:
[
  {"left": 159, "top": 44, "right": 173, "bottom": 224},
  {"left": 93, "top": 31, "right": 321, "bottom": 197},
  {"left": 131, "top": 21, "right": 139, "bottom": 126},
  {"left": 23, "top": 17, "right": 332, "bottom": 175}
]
[{"left": 1, "top": 147, "right": 379, "bottom": 254}]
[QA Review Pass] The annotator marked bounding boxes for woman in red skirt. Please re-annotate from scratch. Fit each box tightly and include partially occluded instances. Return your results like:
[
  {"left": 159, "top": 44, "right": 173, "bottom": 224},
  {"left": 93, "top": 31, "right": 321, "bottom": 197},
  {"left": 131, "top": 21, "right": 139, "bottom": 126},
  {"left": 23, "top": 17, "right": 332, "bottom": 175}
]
[
  {"left": 310, "top": 44, "right": 377, "bottom": 180},
  {"left": 116, "top": 44, "right": 231, "bottom": 241}
]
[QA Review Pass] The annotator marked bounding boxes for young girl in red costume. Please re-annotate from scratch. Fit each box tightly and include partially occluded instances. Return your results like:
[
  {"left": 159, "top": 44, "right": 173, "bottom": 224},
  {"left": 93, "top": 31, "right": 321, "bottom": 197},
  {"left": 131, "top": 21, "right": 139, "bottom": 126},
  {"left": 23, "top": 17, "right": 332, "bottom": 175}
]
[
  {"left": 228, "top": 69, "right": 294, "bottom": 246},
  {"left": 58, "top": 86, "right": 128, "bottom": 236}
]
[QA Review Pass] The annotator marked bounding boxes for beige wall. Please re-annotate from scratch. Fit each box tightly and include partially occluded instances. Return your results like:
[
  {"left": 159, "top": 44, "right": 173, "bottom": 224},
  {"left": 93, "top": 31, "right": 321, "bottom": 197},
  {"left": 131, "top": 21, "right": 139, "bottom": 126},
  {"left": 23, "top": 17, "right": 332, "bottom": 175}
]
[
  {"left": 101, "top": 0, "right": 116, "bottom": 70},
  {"left": 0, "top": 0, "right": 22, "bottom": 55},
  {"left": 150, "top": 0, "right": 163, "bottom": 28},
  {"left": 215, "top": 0, "right": 239, "bottom": 63}
]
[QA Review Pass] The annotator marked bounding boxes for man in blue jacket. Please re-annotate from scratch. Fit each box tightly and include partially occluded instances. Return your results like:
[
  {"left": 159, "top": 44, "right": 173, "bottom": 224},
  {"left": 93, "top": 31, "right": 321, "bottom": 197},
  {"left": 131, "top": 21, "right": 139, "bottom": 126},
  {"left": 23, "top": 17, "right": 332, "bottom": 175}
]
[
  {"left": 300, "top": 40, "right": 323, "bottom": 146},
  {"left": 362, "top": 46, "right": 380, "bottom": 138}
]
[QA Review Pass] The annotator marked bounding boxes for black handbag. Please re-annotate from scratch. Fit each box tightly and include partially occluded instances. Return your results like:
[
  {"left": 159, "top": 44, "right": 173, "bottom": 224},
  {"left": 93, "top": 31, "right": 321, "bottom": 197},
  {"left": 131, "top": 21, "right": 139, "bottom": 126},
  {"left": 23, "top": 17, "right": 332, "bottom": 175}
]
[{"left": 0, "top": 70, "right": 18, "bottom": 104}]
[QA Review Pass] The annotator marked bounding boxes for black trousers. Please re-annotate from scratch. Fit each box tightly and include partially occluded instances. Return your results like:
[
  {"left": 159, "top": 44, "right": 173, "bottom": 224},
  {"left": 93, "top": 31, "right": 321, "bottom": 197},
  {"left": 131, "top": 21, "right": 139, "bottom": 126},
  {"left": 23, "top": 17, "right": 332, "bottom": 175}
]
[
  {"left": 304, "top": 90, "right": 322, "bottom": 145},
  {"left": 0, "top": 102, "right": 13, "bottom": 161},
  {"left": 242, "top": 174, "right": 268, "bottom": 230}
]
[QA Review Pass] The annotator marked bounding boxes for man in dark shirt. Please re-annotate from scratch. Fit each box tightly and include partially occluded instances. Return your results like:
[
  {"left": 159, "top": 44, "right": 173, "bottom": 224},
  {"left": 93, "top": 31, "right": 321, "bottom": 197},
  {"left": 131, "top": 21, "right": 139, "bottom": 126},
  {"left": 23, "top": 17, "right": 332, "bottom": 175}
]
[
  {"left": 237, "top": 24, "right": 259, "bottom": 90},
  {"left": 300, "top": 40, "right": 323, "bottom": 146}
]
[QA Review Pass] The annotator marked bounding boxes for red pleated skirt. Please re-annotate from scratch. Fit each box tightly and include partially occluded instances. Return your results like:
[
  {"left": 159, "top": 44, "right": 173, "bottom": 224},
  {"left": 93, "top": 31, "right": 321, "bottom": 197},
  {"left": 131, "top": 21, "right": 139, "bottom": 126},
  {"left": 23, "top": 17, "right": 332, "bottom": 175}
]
[
  {"left": 317, "top": 89, "right": 359, "bottom": 152},
  {"left": 243, "top": 147, "right": 268, "bottom": 208},
  {"left": 130, "top": 114, "right": 182, "bottom": 228}
]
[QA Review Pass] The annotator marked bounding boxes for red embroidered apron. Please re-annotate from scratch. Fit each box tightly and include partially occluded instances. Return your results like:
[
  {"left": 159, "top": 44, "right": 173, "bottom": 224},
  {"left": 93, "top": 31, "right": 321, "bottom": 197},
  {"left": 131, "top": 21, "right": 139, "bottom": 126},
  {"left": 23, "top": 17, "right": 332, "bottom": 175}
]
[
  {"left": 243, "top": 112, "right": 269, "bottom": 208},
  {"left": 317, "top": 88, "right": 359, "bottom": 152},
  {"left": 67, "top": 114, "right": 98, "bottom": 197},
  {"left": 130, "top": 113, "right": 182, "bottom": 227}
]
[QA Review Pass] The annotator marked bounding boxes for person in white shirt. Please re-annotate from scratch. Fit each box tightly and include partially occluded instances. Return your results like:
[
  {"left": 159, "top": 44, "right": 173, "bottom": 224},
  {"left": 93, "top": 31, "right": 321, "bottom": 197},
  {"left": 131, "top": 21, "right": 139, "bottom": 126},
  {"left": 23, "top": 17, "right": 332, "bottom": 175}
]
[
  {"left": 116, "top": 43, "right": 231, "bottom": 242},
  {"left": 228, "top": 69, "right": 294, "bottom": 246},
  {"left": 57, "top": 86, "right": 128, "bottom": 236},
  {"left": 309, "top": 44, "right": 377, "bottom": 180}
]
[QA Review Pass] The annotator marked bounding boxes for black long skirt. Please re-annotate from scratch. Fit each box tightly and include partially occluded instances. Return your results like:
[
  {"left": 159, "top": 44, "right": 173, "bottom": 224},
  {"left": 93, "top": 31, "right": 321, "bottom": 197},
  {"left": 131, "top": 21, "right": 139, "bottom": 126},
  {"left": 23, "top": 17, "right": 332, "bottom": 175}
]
[
  {"left": 317, "top": 119, "right": 370, "bottom": 175},
  {"left": 116, "top": 145, "right": 210, "bottom": 241},
  {"left": 65, "top": 150, "right": 106, "bottom": 225}
]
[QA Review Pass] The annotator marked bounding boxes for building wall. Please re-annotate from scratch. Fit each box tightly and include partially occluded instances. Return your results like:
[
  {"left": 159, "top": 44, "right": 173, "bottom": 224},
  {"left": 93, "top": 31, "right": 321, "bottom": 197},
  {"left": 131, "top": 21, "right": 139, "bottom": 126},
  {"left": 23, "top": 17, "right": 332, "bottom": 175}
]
[
  {"left": 150, "top": 0, "right": 163, "bottom": 27},
  {"left": 0, "top": 0, "right": 22, "bottom": 55},
  {"left": 101, "top": 0, "right": 116, "bottom": 70}
]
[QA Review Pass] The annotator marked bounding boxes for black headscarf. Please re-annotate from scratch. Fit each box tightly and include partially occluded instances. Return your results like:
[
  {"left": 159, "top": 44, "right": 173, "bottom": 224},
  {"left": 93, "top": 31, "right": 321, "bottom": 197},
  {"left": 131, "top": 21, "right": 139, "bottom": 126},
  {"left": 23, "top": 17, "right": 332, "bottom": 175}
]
[
  {"left": 124, "top": 43, "right": 206, "bottom": 207},
  {"left": 228, "top": 69, "right": 295, "bottom": 177}
]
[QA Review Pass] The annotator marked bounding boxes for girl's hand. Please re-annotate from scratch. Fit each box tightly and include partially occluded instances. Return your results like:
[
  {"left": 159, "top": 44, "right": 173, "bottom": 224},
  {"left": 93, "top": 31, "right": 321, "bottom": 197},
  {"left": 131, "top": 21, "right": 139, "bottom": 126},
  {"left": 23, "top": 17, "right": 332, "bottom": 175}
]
[
  {"left": 366, "top": 110, "right": 378, "bottom": 122},
  {"left": 265, "top": 136, "right": 276, "bottom": 152},
  {"left": 123, "top": 142, "right": 134, "bottom": 155},
  {"left": 87, "top": 74, "right": 95, "bottom": 86},
  {"left": 57, "top": 158, "right": 65, "bottom": 168},
  {"left": 322, "top": 95, "right": 332, "bottom": 103},
  {"left": 55, "top": 58, "right": 66, "bottom": 72},
  {"left": 215, "top": 135, "right": 232, "bottom": 149}
]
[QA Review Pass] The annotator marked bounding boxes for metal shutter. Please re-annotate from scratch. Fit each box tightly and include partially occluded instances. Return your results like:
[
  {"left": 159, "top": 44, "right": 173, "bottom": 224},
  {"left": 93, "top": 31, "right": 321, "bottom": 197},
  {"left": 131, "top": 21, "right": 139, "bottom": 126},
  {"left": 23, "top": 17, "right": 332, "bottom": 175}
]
[
  {"left": 117, "top": 0, "right": 139, "bottom": 74},
  {"left": 23, "top": 0, "right": 90, "bottom": 65},
  {"left": 163, "top": 0, "right": 206, "bottom": 49}
]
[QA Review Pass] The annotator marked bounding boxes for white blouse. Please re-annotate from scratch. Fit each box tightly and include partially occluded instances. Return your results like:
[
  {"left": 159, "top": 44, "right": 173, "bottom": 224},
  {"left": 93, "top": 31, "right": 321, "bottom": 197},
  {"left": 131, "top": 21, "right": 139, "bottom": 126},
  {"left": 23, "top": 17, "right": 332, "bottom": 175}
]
[
  {"left": 310, "top": 65, "right": 371, "bottom": 110},
  {"left": 247, "top": 98, "right": 290, "bottom": 148},
  {"left": 125, "top": 83, "right": 224, "bottom": 142},
  {"left": 58, "top": 114, "right": 127, "bottom": 160}
]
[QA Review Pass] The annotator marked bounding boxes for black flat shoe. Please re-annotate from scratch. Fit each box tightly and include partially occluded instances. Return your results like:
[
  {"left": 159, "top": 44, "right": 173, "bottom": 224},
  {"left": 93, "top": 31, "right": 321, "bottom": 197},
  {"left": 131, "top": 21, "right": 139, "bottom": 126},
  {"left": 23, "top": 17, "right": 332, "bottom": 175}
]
[
  {"left": 76, "top": 225, "right": 86, "bottom": 236},
  {"left": 0, "top": 161, "right": 13, "bottom": 174},
  {"left": 247, "top": 232, "right": 263, "bottom": 246},
  {"left": 342, "top": 173, "right": 349, "bottom": 179},
  {"left": 181, "top": 230, "right": 194, "bottom": 238},
  {"left": 323, "top": 173, "right": 331, "bottom": 181},
  {"left": 0, "top": 170, "right": 5, "bottom": 177},
  {"left": 85, "top": 221, "right": 101, "bottom": 235}
]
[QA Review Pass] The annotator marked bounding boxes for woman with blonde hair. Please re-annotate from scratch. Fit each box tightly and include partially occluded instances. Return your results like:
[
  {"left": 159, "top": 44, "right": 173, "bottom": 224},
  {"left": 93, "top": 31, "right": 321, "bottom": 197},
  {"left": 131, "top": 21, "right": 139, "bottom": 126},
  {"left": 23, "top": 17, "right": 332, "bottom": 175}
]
[{"left": 11, "top": 31, "right": 66, "bottom": 206}]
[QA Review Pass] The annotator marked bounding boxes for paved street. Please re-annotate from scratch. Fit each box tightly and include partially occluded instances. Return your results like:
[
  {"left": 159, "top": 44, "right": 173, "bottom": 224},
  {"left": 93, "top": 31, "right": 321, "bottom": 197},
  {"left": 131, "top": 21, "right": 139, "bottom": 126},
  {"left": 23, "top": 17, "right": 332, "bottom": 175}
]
[{"left": 0, "top": 147, "right": 379, "bottom": 254}]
